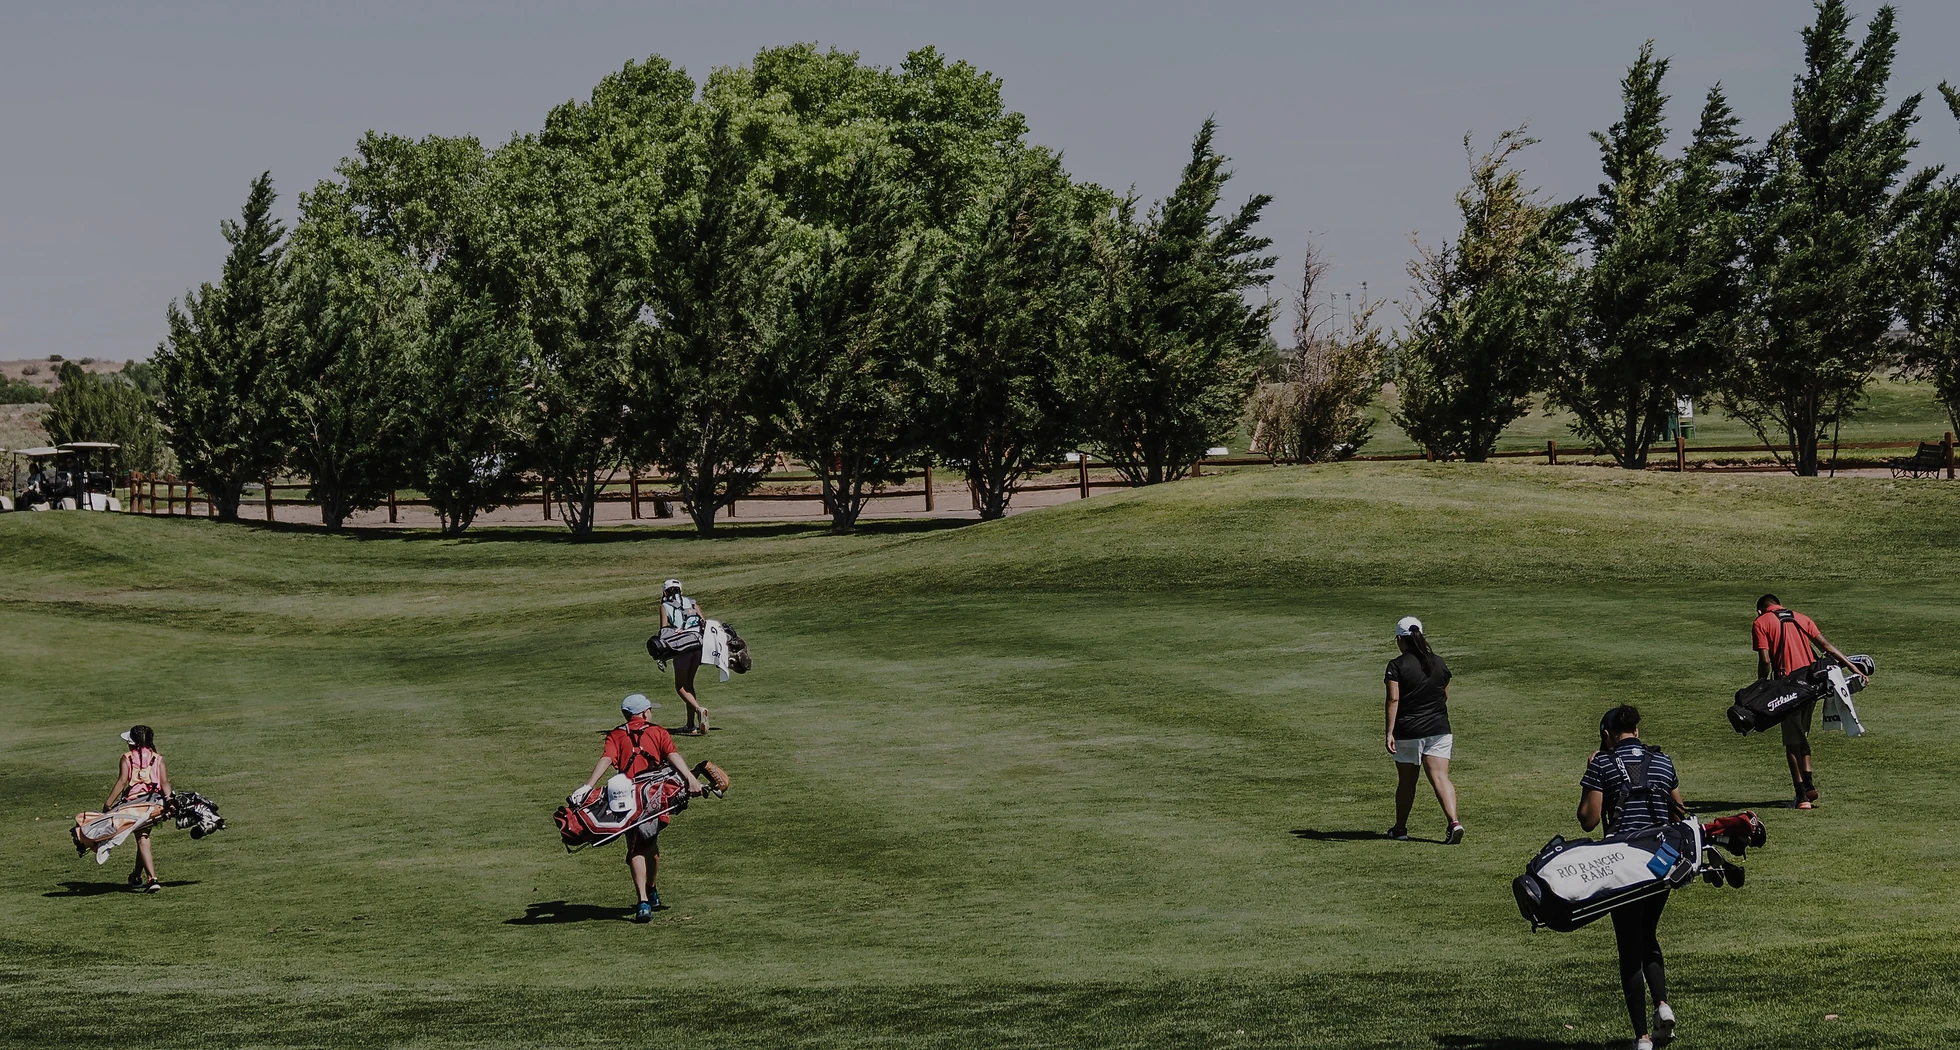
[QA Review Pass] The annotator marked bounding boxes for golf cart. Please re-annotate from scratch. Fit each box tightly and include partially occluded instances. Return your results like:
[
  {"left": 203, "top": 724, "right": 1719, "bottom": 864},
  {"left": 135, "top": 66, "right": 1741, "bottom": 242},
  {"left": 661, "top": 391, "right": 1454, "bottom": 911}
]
[{"left": 6, "top": 443, "right": 122, "bottom": 512}]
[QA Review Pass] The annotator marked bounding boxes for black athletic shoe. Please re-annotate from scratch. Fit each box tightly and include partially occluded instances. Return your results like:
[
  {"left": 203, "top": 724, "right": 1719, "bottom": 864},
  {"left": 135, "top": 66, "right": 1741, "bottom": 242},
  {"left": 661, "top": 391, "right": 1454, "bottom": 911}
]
[
  {"left": 634, "top": 901, "right": 653, "bottom": 923},
  {"left": 1444, "top": 822, "right": 1465, "bottom": 845},
  {"left": 1387, "top": 827, "right": 1410, "bottom": 841},
  {"left": 143, "top": 880, "right": 162, "bottom": 894}
]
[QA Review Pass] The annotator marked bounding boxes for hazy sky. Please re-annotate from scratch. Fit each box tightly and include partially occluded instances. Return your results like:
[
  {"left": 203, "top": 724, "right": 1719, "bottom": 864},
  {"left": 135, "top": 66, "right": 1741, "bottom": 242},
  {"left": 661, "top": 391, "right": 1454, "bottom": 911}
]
[{"left": 6, "top": 1, "right": 1960, "bottom": 362}]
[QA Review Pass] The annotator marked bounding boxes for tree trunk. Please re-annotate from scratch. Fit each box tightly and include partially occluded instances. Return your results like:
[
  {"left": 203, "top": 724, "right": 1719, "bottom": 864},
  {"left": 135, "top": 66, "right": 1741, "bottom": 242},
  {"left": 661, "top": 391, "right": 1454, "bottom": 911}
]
[{"left": 212, "top": 480, "right": 245, "bottom": 522}]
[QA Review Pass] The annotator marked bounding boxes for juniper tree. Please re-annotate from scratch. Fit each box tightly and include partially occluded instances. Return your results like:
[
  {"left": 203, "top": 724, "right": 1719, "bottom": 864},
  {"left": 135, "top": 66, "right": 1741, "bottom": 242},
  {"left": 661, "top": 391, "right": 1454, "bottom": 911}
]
[
  {"left": 1085, "top": 120, "right": 1276, "bottom": 484},
  {"left": 931, "top": 147, "right": 1095, "bottom": 520},
  {"left": 1554, "top": 44, "right": 1747, "bottom": 469},
  {"left": 282, "top": 183, "right": 414, "bottom": 528},
  {"left": 1719, "top": 1, "right": 1935, "bottom": 475},
  {"left": 1394, "top": 130, "right": 1571, "bottom": 462},
  {"left": 155, "top": 172, "right": 291, "bottom": 521}
]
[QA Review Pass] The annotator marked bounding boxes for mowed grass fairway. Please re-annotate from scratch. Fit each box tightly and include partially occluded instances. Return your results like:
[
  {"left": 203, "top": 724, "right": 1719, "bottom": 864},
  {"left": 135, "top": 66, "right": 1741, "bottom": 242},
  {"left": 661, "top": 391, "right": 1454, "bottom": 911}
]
[{"left": 2, "top": 463, "right": 1957, "bottom": 1049}]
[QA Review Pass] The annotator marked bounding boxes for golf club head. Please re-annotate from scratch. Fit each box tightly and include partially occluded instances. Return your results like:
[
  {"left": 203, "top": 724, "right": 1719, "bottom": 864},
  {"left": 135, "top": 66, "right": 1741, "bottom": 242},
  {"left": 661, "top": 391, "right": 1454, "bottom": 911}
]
[
  {"left": 1722, "top": 858, "right": 1745, "bottom": 888},
  {"left": 1701, "top": 862, "right": 1725, "bottom": 888}
]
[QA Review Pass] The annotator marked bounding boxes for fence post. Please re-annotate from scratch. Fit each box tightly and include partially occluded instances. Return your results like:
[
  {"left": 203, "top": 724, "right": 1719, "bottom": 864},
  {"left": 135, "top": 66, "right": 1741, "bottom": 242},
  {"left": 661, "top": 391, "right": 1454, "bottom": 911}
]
[
  {"left": 388, "top": 489, "right": 398, "bottom": 524},
  {"left": 923, "top": 461, "right": 934, "bottom": 512},
  {"left": 1078, "top": 455, "right": 1089, "bottom": 500},
  {"left": 1546, "top": 440, "right": 1557, "bottom": 466},
  {"left": 1192, "top": 457, "right": 1203, "bottom": 478},
  {"left": 630, "top": 470, "right": 641, "bottom": 519},
  {"left": 1425, "top": 448, "right": 1435, "bottom": 463},
  {"left": 264, "top": 479, "right": 274, "bottom": 522},
  {"left": 1675, "top": 433, "right": 1687, "bottom": 473},
  {"left": 1946, "top": 432, "right": 1955, "bottom": 480},
  {"left": 970, "top": 481, "right": 980, "bottom": 511},
  {"left": 542, "top": 482, "right": 551, "bottom": 520}
]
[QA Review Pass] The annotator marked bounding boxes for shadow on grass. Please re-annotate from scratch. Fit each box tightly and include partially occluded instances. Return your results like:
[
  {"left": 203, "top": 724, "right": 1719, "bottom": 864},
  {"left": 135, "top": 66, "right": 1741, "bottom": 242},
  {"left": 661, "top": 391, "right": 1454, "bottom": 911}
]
[
  {"left": 1433, "top": 1037, "right": 1617, "bottom": 1050},
  {"left": 504, "top": 900, "right": 637, "bottom": 925},
  {"left": 1684, "top": 799, "right": 1790, "bottom": 812},
  {"left": 44, "top": 880, "right": 200, "bottom": 898},
  {"left": 1289, "top": 828, "right": 1449, "bottom": 844},
  {"left": 233, "top": 517, "right": 974, "bottom": 544}
]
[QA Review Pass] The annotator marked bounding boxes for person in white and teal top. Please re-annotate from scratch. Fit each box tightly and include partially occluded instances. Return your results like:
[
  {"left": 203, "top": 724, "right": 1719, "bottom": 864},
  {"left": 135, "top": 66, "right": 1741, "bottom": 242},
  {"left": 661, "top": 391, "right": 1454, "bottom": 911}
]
[{"left": 660, "top": 579, "right": 710, "bottom": 735}]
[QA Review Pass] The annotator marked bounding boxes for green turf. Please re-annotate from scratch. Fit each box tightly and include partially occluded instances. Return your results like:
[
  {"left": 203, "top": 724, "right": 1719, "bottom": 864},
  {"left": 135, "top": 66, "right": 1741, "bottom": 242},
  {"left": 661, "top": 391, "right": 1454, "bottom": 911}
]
[
  {"left": 1358, "top": 377, "right": 1956, "bottom": 457},
  {"left": 2, "top": 463, "right": 1957, "bottom": 1048}
]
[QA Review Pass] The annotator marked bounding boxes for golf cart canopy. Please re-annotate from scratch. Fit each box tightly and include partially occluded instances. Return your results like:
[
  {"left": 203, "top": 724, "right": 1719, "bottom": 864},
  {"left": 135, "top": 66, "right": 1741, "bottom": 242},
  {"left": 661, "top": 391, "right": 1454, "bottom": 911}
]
[
  {"left": 59, "top": 442, "right": 121, "bottom": 450},
  {"left": 12, "top": 447, "right": 64, "bottom": 457}
]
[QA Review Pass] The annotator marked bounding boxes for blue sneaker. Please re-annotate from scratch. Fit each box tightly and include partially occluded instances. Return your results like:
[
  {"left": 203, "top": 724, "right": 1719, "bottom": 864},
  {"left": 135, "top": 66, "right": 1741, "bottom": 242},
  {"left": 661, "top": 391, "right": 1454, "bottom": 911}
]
[
  {"left": 648, "top": 890, "right": 662, "bottom": 911},
  {"left": 634, "top": 901, "right": 653, "bottom": 923}
]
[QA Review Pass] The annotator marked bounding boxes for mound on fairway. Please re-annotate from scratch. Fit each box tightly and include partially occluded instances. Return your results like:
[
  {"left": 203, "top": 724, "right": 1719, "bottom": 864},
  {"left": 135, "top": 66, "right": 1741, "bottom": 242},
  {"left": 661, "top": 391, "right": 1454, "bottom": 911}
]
[{"left": 1, "top": 462, "right": 1955, "bottom": 1049}]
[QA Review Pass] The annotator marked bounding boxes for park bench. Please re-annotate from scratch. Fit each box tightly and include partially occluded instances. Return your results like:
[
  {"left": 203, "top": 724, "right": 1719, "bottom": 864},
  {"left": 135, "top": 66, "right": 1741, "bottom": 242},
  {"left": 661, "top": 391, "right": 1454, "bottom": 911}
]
[{"left": 1888, "top": 442, "right": 1947, "bottom": 479}]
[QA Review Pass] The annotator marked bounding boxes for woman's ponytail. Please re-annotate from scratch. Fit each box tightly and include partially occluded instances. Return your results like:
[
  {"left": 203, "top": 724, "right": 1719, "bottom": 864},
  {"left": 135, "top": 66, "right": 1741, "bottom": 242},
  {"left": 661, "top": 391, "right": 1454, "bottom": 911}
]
[{"left": 1408, "top": 627, "right": 1436, "bottom": 676}]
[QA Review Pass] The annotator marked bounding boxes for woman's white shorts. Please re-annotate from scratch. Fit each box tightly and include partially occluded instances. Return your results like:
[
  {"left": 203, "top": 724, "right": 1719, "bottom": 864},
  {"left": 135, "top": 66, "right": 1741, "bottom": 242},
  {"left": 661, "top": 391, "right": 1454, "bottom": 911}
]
[{"left": 1393, "top": 733, "right": 1453, "bottom": 763}]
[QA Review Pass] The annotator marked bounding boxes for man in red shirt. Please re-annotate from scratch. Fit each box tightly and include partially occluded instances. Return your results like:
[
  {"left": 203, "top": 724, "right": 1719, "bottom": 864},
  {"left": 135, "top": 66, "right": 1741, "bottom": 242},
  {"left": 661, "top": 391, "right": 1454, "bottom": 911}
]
[
  {"left": 1752, "top": 594, "right": 1859, "bottom": 810},
  {"left": 571, "top": 694, "right": 703, "bottom": 921}
]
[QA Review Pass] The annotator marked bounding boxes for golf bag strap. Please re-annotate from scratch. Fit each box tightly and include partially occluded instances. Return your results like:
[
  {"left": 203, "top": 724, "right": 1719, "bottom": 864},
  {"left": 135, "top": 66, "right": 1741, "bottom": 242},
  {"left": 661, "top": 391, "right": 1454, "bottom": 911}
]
[
  {"left": 1771, "top": 609, "right": 1817, "bottom": 672},
  {"left": 618, "top": 723, "right": 666, "bottom": 779},
  {"left": 1606, "top": 750, "right": 1646, "bottom": 834}
]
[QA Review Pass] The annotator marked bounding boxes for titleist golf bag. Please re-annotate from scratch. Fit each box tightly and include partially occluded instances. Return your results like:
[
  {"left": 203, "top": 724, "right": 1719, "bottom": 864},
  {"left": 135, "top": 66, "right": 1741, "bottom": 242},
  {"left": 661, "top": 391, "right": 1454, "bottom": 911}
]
[
  {"left": 1512, "top": 812, "right": 1765, "bottom": 932},
  {"left": 1728, "top": 655, "right": 1872, "bottom": 735}
]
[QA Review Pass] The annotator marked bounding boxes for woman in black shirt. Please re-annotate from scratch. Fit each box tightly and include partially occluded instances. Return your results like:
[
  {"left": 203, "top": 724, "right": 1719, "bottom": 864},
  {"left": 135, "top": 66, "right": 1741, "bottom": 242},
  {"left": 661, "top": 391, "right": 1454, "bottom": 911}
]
[{"left": 1384, "top": 616, "right": 1463, "bottom": 843}]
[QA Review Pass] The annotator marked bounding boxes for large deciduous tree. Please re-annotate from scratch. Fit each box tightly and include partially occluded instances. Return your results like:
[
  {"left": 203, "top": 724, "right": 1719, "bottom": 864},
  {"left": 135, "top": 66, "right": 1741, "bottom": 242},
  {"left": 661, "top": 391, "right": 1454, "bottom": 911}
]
[
  {"left": 155, "top": 172, "right": 291, "bottom": 521},
  {"left": 639, "top": 103, "right": 802, "bottom": 536},
  {"left": 1554, "top": 44, "right": 1746, "bottom": 469},
  {"left": 339, "top": 133, "right": 533, "bottom": 536},
  {"left": 932, "top": 147, "right": 1095, "bottom": 520},
  {"left": 1394, "top": 129, "right": 1571, "bottom": 462},
  {"left": 1085, "top": 120, "right": 1276, "bottom": 484},
  {"left": 778, "top": 157, "right": 940, "bottom": 532},
  {"left": 494, "top": 57, "right": 695, "bottom": 538},
  {"left": 1719, "top": 1, "right": 1933, "bottom": 475}
]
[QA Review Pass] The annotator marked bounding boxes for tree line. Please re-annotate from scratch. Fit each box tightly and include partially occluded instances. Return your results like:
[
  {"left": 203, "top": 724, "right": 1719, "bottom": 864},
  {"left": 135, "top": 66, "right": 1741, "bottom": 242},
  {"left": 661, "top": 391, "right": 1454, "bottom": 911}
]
[
  {"left": 137, "top": 4, "right": 1960, "bottom": 537},
  {"left": 148, "top": 45, "right": 1272, "bottom": 535}
]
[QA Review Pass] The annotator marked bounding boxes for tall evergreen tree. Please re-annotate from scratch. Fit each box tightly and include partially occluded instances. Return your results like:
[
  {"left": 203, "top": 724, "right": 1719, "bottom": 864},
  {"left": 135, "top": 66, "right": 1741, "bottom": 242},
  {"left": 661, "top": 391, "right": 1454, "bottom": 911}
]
[
  {"left": 1554, "top": 44, "right": 1746, "bottom": 469},
  {"left": 282, "top": 183, "right": 414, "bottom": 529},
  {"left": 932, "top": 147, "right": 1095, "bottom": 520},
  {"left": 155, "top": 172, "right": 291, "bottom": 521},
  {"left": 1085, "top": 120, "right": 1277, "bottom": 484},
  {"left": 1720, "top": 1, "right": 1934, "bottom": 475},
  {"left": 1394, "top": 130, "right": 1571, "bottom": 461},
  {"left": 1901, "top": 83, "right": 1960, "bottom": 435}
]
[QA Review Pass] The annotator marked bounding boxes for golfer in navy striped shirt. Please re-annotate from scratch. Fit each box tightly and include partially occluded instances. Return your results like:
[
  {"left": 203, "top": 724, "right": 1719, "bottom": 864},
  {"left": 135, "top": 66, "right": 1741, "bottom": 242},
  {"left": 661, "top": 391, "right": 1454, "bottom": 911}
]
[{"left": 1577, "top": 705, "right": 1687, "bottom": 1050}]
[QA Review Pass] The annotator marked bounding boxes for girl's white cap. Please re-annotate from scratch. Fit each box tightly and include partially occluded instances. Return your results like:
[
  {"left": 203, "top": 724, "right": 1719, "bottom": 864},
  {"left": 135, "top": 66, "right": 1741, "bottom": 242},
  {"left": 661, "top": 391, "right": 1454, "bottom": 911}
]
[
  {"left": 1395, "top": 616, "right": 1424, "bottom": 637},
  {"left": 119, "top": 731, "right": 136, "bottom": 744},
  {"left": 662, "top": 579, "right": 682, "bottom": 593}
]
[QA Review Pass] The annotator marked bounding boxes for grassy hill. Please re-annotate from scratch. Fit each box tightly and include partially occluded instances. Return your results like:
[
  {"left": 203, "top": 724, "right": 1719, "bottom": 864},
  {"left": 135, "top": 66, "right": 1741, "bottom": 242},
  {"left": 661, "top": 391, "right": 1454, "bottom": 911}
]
[{"left": 2, "top": 463, "right": 1956, "bottom": 1049}]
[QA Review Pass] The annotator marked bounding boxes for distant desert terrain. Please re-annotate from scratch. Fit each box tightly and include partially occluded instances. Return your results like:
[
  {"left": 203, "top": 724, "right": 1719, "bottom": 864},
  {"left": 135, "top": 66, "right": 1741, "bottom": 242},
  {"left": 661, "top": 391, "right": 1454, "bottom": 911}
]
[{"left": 1, "top": 356, "right": 128, "bottom": 394}]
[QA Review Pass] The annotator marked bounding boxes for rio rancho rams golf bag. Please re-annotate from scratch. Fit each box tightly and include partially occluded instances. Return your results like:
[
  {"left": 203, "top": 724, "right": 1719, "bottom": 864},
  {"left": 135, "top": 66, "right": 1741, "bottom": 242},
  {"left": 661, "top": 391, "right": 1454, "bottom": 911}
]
[
  {"left": 1728, "top": 654, "right": 1873, "bottom": 736},
  {"left": 72, "top": 791, "right": 226, "bottom": 865},
  {"left": 554, "top": 762, "right": 729, "bottom": 852},
  {"left": 1513, "top": 812, "right": 1766, "bottom": 932}
]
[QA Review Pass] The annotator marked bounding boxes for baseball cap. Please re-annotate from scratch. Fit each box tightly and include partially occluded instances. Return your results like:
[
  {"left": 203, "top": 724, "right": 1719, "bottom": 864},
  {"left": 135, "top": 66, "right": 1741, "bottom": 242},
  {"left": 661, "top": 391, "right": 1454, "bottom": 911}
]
[
  {"left": 119, "top": 730, "right": 136, "bottom": 744},
  {"left": 1395, "top": 616, "right": 1424, "bottom": 637},
  {"left": 620, "top": 693, "right": 658, "bottom": 716},
  {"left": 662, "top": 579, "right": 682, "bottom": 594}
]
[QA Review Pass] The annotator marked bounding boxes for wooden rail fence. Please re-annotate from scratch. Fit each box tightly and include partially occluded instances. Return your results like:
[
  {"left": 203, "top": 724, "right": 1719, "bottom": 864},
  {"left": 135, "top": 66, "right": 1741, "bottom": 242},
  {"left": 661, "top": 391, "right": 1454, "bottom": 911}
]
[{"left": 119, "top": 433, "right": 1958, "bottom": 523}]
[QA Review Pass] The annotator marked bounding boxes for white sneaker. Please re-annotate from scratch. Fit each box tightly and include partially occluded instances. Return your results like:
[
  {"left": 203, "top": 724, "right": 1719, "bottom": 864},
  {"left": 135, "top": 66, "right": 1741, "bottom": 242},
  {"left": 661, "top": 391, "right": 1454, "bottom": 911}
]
[
  {"left": 1632, "top": 1037, "right": 1653, "bottom": 1050},
  {"left": 1652, "top": 1002, "right": 1676, "bottom": 1045}
]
